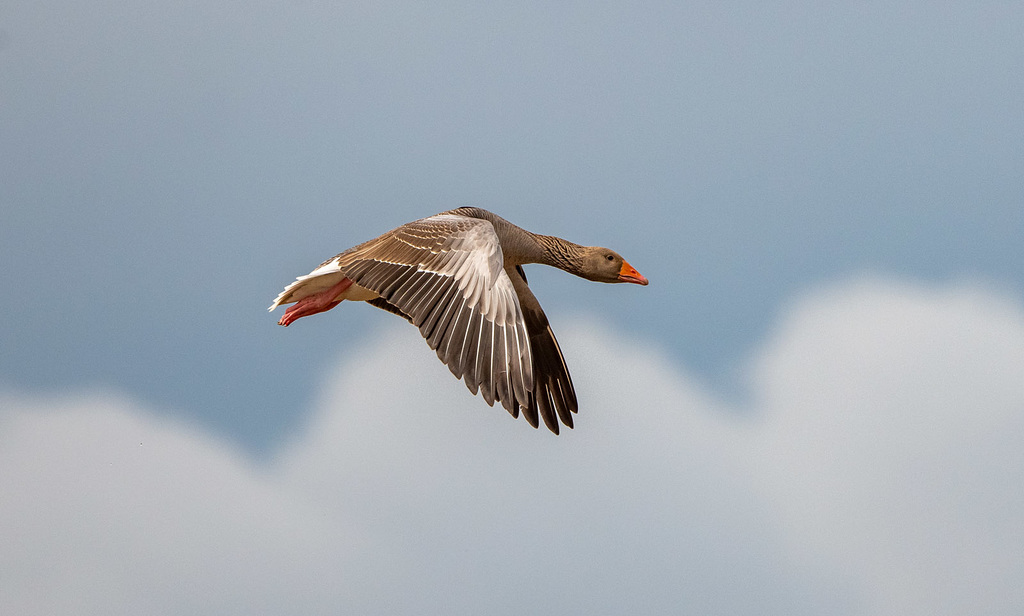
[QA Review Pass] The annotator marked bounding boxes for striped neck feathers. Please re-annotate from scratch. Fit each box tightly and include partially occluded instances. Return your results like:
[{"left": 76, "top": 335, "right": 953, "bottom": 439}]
[{"left": 532, "top": 234, "right": 587, "bottom": 274}]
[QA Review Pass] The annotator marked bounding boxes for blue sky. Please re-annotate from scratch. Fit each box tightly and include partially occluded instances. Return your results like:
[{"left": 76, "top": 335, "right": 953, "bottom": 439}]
[{"left": 2, "top": 2, "right": 1023, "bottom": 614}]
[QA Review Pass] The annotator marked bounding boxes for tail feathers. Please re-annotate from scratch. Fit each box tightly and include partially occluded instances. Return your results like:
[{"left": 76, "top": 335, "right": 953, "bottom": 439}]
[{"left": 269, "top": 260, "right": 346, "bottom": 312}]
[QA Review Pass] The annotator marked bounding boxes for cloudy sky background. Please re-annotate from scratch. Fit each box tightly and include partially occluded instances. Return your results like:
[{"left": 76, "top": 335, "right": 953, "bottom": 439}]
[{"left": 2, "top": 1, "right": 1023, "bottom": 614}]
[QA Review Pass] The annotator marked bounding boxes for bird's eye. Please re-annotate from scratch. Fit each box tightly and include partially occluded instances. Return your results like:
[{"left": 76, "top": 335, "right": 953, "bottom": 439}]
[{"left": 606, "top": 255, "right": 614, "bottom": 261}]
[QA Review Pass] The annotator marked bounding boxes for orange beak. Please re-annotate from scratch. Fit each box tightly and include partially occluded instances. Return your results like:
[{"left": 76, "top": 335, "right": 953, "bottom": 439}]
[{"left": 617, "top": 260, "right": 649, "bottom": 285}]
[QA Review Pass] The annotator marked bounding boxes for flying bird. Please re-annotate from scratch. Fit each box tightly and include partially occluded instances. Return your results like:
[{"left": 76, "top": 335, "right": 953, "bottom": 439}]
[{"left": 269, "top": 207, "right": 648, "bottom": 433}]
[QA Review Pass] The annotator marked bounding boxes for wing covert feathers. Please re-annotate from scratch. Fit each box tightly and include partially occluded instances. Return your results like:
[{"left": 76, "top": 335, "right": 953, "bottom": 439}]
[{"left": 337, "top": 215, "right": 537, "bottom": 419}]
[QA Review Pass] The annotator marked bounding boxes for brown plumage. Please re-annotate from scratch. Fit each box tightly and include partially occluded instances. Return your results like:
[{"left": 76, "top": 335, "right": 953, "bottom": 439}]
[{"left": 269, "top": 207, "right": 648, "bottom": 433}]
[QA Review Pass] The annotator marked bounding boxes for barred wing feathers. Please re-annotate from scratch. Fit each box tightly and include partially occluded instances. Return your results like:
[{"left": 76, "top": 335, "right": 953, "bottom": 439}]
[{"left": 337, "top": 215, "right": 534, "bottom": 416}]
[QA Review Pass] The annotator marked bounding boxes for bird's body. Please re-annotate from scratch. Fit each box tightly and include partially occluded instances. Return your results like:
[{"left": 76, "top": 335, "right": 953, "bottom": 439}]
[{"left": 269, "top": 207, "right": 647, "bottom": 433}]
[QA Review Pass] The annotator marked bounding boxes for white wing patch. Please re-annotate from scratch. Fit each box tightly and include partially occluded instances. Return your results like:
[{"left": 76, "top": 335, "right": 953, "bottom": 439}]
[{"left": 421, "top": 215, "right": 509, "bottom": 324}]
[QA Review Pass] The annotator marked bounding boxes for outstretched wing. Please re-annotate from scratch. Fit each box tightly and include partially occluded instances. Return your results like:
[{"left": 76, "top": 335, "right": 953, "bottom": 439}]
[
  {"left": 508, "top": 269, "right": 578, "bottom": 433},
  {"left": 336, "top": 214, "right": 535, "bottom": 416}
]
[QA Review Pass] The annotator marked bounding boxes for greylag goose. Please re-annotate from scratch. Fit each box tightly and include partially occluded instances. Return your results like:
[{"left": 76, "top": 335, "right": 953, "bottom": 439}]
[{"left": 269, "top": 207, "right": 648, "bottom": 433}]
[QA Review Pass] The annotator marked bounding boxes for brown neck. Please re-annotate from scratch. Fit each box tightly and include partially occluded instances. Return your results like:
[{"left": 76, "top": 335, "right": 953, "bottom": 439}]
[
  {"left": 531, "top": 233, "right": 586, "bottom": 274},
  {"left": 442, "top": 207, "right": 587, "bottom": 274}
]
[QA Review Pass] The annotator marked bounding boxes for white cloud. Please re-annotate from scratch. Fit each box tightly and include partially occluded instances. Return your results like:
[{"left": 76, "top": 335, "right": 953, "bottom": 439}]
[
  {"left": 0, "top": 393, "right": 351, "bottom": 615},
  {"left": 1, "top": 277, "right": 1022, "bottom": 615},
  {"left": 745, "top": 278, "right": 1024, "bottom": 616}
]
